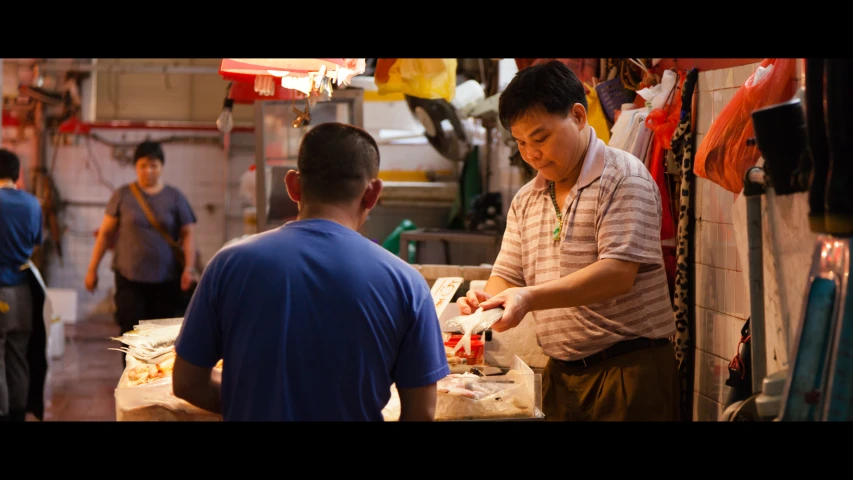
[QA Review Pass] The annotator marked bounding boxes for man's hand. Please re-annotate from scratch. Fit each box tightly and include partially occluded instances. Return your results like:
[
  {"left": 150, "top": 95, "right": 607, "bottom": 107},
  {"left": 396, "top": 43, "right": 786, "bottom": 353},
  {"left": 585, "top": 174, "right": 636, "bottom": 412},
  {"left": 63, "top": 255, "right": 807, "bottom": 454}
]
[
  {"left": 180, "top": 269, "right": 196, "bottom": 292},
  {"left": 478, "top": 287, "right": 532, "bottom": 332},
  {"left": 84, "top": 269, "right": 98, "bottom": 293},
  {"left": 456, "top": 290, "right": 493, "bottom": 315},
  {"left": 172, "top": 354, "right": 221, "bottom": 414}
]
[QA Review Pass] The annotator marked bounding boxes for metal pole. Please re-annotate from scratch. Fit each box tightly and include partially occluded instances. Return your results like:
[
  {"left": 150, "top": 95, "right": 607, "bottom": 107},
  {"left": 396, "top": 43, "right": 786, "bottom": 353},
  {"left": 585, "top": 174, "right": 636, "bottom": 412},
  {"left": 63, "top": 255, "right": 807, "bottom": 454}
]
[
  {"left": 222, "top": 131, "right": 231, "bottom": 245},
  {"left": 254, "top": 101, "right": 266, "bottom": 233},
  {"left": 9, "top": 59, "right": 219, "bottom": 76},
  {"left": 764, "top": 187, "right": 792, "bottom": 359},
  {"left": 744, "top": 166, "right": 768, "bottom": 395},
  {"left": 484, "top": 126, "right": 493, "bottom": 193},
  {"left": 81, "top": 59, "right": 97, "bottom": 122}
]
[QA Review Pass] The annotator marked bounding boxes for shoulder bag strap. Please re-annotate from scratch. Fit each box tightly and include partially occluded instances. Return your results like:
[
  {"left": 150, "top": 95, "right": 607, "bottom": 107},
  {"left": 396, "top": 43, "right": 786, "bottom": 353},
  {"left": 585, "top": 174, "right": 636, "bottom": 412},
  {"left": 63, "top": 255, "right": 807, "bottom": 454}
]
[{"left": 129, "top": 182, "right": 181, "bottom": 250}]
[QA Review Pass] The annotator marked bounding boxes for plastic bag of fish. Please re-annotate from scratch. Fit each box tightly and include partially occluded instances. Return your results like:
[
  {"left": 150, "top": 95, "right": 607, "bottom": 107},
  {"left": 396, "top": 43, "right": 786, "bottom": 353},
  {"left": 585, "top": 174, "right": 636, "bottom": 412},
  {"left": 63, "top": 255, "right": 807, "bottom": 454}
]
[{"left": 434, "top": 369, "right": 536, "bottom": 421}]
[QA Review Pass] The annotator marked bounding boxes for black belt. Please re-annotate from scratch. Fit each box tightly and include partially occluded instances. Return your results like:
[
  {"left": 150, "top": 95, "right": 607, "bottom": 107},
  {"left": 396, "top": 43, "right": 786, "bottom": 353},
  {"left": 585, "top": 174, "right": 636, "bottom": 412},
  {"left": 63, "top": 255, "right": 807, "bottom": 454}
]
[{"left": 555, "top": 337, "right": 671, "bottom": 368}]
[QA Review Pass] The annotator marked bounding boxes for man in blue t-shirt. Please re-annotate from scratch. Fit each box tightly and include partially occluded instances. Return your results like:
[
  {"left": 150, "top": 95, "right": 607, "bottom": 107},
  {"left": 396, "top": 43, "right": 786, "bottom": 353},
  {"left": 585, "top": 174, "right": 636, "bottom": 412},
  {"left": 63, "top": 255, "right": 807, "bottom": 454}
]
[
  {"left": 173, "top": 122, "right": 450, "bottom": 421},
  {"left": 0, "top": 149, "right": 43, "bottom": 422}
]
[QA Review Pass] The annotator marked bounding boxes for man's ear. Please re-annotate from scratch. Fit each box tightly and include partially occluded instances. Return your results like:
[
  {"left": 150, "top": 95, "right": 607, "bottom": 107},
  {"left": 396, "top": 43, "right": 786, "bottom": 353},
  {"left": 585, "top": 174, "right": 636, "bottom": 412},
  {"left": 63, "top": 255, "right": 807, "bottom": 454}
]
[
  {"left": 361, "top": 178, "right": 383, "bottom": 210},
  {"left": 572, "top": 102, "right": 588, "bottom": 130},
  {"left": 284, "top": 169, "right": 301, "bottom": 203}
]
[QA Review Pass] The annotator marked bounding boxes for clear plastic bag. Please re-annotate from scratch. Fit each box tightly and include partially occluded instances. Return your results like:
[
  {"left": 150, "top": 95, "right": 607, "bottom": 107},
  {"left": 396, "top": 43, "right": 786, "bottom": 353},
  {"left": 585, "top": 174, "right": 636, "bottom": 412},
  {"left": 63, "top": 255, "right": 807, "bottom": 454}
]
[
  {"left": 435, "top": 372, "right": 533, "bottom": 420},
  {"left": 384, "top": 356, "right": 543, "bottom": 421},
  {"left": 434, "top": 356, "right": 542, "bottom": 421}
]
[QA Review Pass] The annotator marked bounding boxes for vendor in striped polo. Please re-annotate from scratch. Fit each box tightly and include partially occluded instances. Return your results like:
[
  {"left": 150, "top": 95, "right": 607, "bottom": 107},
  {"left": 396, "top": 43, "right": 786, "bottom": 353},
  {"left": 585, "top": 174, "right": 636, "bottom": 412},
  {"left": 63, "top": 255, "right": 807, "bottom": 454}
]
[{"left": 457, "top": 60, "right": 678, "bottom": 421}]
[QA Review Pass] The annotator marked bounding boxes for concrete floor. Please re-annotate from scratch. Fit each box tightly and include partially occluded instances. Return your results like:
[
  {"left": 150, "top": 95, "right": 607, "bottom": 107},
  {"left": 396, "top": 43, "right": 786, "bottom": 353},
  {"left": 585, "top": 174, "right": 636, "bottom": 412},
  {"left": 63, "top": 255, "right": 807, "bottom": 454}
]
[{"left": 29, "top": 315, "right": 124, "bottom": 421}]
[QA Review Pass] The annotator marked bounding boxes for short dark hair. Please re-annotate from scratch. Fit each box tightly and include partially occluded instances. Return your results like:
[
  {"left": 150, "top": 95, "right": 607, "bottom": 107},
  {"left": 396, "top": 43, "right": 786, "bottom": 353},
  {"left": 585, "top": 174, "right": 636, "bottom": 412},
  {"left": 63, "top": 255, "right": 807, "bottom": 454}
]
[
  {"left": 297, "top": 122, "right": 380, "bottom": 204},
  {"left": 498, "top": 60, "right": 588, "bottom": 132},
  {"left": 0, "top": 148, "right": 21, "bottom": 181},
  {"left": 134, "top": 140, "right": 165, "bottom": 165}
]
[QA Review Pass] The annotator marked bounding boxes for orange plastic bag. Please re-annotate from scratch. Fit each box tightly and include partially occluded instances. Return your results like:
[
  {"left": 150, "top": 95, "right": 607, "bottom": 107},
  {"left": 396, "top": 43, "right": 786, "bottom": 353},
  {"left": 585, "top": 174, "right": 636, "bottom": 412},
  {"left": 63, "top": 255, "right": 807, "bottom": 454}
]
[
  {"left": 693, "top": 58, "right": 796, "bottom": 194},
  {"left": 644, "top": 70, "right": 687, "bottom": 242}
]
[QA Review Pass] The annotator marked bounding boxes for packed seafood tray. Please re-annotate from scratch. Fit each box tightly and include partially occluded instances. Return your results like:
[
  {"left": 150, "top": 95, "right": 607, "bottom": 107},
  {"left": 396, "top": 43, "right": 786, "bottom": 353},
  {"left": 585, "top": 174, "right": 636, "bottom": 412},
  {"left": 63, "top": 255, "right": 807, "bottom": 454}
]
[
  {"left": 382, "top": 355, "right": 544, "bottom": 421},
  {"left": 115, "top": 356, "right": 223, "bottom": 421},
  {"left": 112, "top": 317, "right": 223, "bottom": 422}
]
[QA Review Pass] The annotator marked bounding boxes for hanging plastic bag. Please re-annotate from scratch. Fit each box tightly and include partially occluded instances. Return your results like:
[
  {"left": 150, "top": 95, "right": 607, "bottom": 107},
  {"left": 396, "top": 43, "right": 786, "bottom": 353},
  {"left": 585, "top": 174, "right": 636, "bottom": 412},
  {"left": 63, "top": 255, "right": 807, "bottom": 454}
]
[
  {"left": 693, "top": 58, "right": 796, "bottom": 194},
  {"left": 374, "top": 58, "right": 457, "bottom": 102},
  {"left": 584, "top": 82, "right": 611, "bottom": 144},
  {"left": 643, "top": 70, "right": 685, "bottom": 242},
  {"left": 238, "top": 165, "right": 257, "bottom": 206}
]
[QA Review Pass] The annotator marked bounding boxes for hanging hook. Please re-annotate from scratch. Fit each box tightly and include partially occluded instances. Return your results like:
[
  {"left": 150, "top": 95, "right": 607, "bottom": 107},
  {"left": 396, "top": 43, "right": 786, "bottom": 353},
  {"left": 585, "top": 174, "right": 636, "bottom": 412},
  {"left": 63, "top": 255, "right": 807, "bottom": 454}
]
[{"left": 291, "top": 93, "right": 311, "bottom": 128}]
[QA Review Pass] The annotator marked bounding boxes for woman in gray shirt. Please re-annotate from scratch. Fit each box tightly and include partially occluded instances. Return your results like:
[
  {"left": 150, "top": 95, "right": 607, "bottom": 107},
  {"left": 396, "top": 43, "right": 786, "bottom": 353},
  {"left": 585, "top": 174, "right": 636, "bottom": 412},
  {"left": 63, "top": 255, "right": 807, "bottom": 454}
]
[{"left": 84, "top": 141, "right": 198, "bottom": 364}]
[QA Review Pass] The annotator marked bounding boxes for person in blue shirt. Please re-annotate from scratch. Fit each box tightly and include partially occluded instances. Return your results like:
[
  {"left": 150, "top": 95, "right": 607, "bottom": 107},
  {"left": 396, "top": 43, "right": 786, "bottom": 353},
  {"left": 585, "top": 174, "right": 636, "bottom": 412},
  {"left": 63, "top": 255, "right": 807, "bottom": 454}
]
[
  {"left": 0, "top": 148, "right": 44, "bottom": 422},
  {"left": 172, "top": 122, "right": 450, "bottom": 421}
]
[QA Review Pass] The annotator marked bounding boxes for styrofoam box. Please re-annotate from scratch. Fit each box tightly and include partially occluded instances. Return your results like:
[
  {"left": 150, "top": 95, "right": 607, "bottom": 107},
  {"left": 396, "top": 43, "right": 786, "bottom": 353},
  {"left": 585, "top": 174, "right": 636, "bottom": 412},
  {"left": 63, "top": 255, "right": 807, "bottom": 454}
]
[
  {"left": 45, "top": 288, "right": 78, "bottom": 323},
  {"left": 48, "top": 320, "right": 65, "bottom": 359}
]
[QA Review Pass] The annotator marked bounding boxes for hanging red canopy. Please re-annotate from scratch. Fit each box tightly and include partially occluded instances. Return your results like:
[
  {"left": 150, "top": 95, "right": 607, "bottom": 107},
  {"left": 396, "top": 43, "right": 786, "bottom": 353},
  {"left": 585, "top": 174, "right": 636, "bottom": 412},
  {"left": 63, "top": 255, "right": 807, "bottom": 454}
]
[
  {"left": 219, "top": 58, "right": 348, "bottom": 84},
  {"left": 219, "top": 58, "right": 366, "bottom": 103},
  {"left": 227, "top": 80, "right": 305, "bottom": 104}
]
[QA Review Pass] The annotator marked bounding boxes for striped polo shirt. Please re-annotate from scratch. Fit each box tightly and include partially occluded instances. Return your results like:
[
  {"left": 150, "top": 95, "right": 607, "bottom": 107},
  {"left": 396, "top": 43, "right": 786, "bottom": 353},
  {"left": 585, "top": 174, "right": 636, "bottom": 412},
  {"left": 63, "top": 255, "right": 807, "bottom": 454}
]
[{"left": 491, "top": 126, "right": 676, "bottom": 361}]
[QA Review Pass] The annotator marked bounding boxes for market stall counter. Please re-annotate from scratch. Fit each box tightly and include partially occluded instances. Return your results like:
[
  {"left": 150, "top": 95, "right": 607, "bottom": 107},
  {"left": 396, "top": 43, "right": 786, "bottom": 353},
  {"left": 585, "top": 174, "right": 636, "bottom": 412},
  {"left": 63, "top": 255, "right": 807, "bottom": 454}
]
[
  {"left": 112, "top": 265, "right": 545, "bottom": 421},
  {"left": 112, "top": 318, "right": 222, "bottom": 421}
]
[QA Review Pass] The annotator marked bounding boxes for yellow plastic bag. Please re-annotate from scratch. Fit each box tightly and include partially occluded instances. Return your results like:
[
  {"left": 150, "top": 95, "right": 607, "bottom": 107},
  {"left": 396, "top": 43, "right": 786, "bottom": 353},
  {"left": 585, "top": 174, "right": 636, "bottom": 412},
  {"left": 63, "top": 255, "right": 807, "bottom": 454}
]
[
  {"left": 375, "top": 58, "right": 457, "bottom": 102},
  {"left": 584, "top": 83, "right": 611, "bottom": 145}
]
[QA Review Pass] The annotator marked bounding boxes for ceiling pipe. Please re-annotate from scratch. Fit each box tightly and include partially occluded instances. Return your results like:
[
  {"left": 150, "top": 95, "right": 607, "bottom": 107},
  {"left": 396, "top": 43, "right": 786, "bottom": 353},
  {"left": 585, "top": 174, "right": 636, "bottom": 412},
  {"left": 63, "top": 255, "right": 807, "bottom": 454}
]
[{"left": 10, "top": 58, "right": 220, "bottom": 75}]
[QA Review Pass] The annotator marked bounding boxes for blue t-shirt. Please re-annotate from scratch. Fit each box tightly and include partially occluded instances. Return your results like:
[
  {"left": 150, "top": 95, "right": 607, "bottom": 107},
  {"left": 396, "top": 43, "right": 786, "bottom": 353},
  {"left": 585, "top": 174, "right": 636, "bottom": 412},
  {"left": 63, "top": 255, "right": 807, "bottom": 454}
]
[
  {"left": 0, "top": 188, "right": 43, "bottom": 286},
  {"left": 174, "top": 219, "right": 450, "bottom": 421}
]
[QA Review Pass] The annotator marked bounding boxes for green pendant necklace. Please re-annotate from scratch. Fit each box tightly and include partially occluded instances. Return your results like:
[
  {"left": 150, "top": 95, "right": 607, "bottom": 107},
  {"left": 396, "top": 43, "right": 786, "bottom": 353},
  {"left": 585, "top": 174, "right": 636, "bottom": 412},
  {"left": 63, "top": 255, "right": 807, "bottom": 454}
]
[{"left": 549, "top": 181, "right": 563, "bottom": 241}]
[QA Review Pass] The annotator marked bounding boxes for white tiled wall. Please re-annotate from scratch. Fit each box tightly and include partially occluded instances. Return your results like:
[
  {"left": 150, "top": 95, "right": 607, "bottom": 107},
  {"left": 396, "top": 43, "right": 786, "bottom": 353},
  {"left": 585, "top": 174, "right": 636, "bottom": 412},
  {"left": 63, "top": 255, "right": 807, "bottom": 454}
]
[
  {"left": 691, "top": 60, "right": 810, "bottom": 421},
  {"left": 691, "top": 63, "right": 760, "bottom": 421}
]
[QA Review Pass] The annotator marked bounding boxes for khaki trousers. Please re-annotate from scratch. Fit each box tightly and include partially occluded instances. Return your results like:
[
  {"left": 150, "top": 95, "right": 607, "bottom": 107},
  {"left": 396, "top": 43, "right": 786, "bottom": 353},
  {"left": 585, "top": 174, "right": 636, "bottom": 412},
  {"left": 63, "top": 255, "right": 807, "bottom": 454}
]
[{"left": 542, "top": 342, "right": 680, "bottom": 421}]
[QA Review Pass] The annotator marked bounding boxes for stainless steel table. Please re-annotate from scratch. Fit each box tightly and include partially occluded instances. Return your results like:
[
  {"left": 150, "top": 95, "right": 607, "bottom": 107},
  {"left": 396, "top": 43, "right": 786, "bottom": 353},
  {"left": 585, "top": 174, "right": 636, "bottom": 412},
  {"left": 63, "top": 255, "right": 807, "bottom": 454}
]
[{"left": 399, "top": 228, "right": 503, "bottom": 265}]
